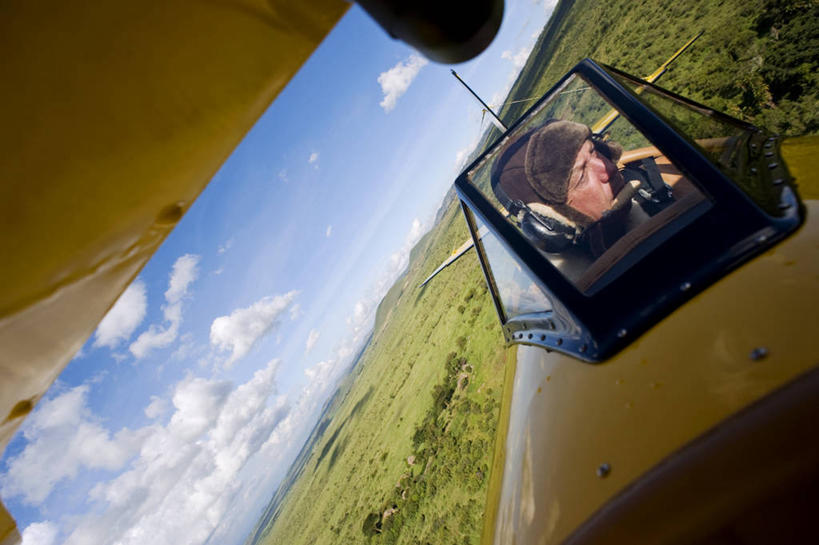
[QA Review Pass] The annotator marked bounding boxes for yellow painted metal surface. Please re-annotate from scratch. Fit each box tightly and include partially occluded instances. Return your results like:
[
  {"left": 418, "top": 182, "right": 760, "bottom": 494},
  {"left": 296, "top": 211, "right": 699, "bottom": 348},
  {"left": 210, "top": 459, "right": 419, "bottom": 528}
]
[
  {"left": 0, "top": 501, "right": 20, "bottom": 545},
  {"left": 493, "top": 183, "right": 819, "bottom": 541},
  {"left": 0, "top": 0, "right": 348, "bottom": 455},
  {"left": 480, "top": 348, "right": 518, "bottom": 545},
  {"left": 782, "top": 135, "right": 819, "bottom": 199}
]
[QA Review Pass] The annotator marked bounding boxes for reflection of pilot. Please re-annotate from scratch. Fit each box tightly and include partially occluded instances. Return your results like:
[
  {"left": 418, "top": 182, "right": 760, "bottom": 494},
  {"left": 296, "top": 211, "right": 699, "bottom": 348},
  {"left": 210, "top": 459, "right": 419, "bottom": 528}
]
[{"left": 492, "top": 120, "right": 635, "bottom": 257}]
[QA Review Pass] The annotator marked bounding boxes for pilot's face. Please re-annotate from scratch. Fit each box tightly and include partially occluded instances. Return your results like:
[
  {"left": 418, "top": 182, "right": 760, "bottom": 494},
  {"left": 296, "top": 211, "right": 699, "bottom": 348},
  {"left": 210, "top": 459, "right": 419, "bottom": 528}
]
[{"left": 566, "top": 140, "right": 624, "bottom": 221}]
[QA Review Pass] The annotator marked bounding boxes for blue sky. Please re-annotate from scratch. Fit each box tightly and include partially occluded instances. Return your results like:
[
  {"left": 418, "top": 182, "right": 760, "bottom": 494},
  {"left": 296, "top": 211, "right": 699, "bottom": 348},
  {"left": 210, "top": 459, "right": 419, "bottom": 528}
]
[{"left": 0, "top": 2, "right": 556, "bottom": 544}]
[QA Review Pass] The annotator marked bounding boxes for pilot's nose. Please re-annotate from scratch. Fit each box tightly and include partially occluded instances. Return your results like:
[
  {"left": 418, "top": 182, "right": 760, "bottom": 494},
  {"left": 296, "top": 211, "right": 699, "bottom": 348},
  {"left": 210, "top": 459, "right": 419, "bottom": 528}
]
[{"left": 592, "top": 157, "right": 610, "bottom": 183}]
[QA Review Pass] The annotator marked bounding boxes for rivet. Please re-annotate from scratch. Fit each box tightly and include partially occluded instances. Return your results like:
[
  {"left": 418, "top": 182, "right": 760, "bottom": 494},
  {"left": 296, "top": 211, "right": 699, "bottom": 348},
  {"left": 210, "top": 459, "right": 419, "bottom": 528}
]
[
  {"left": 756, "top": 234, "right": 768, "bottom": 243},
  {"left": 597, "top": 463, "right": 611, "bottom": 478},
  {"left": 528, "top": 333, "right": 533, "bottom": 340},
  {"left": 768, "top": 162, "right": 779, "bottom": 169},
  {"left": 750, "top": 167, "right": 758, "bottom": 174},
  {"left": 773, "top": 178, "right": 784, "bottom": 185},
  {"left": 750, "top": 347, "right": 769, "bottom": 361},
  {"left": 765, "top": 151, "right": 774, "bottom": 158},
  {"left": 556, "top": 338, "right": 563, "bottom": 346},
  {"left": 764, "top": 141, "right": 773, "bottom": 148},
  {"left": 680, "top": 282, "right": 692, "bottom": 291},
  {"left": 750, "top": 143, "right": 757, "bottom": 150},
  {"left": 579, "top": 344, "right": 587, "bottom": 353},
  {"left": 617, "top": 328, "right": 627, "bottom": 338},
  {"left": 540, "top": 334, "right": 546, "bottom": 341}
]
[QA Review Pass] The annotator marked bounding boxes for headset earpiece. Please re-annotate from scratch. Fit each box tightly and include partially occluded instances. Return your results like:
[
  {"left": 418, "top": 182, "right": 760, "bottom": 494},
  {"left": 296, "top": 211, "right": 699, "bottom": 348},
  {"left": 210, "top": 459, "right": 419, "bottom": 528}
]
[{"left": 520, "top": 208, "right": 576, "bottom": 253}]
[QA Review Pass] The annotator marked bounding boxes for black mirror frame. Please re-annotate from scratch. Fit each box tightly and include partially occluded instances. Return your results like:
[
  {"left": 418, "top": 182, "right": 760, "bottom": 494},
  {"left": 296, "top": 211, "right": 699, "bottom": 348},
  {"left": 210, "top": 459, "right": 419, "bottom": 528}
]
[{"left": 454, "top": 59, "right": 803, "bottom": 362}]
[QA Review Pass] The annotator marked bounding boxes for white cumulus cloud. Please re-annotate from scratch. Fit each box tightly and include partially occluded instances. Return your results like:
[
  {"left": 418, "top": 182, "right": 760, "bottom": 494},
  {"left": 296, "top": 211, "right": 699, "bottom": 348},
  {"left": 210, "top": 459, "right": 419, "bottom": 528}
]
[
  {"left": 378, "top": 54, "right": 428, "bottom": 112},
  {"left": 302, "top": 359, "right": 340, "bottom": 401},
  {"left": 8, "top": 360, "right": 291, "bottom": 545},
  {"left": 308, "top": 152, "right": 319, "bottom": 164},
  {"left": 346, "top": 299, "right": 374, "bottom": 336},
  {"left": 164, "top": 254, "right": 200, "bottom": 303},
  {"left": 93, "top": 281, "right": 147, "bottom": 349},
  {"left": 130, "top": 254, "right": 200, "bottom": 359},
  {"left": 144, "top": 396, "right": 168, "bottom": 420},
  {"left": 540, "top": 0, "right": 559, "bottom": 11},
  {"left": 501, "top": 46, "right": 532, "bottom": 69},
  {"left": 346, "top": 217, "right": 427, "bottom": 341},
  {"left": 383, "top": 217, "right": 425, "bottom": 291},
  {"left": 304, "top": 329, "right": 320, "bottom": 354},
  {"left": 21, "top": 521, "right": 58, "bottom": 545},
  {"left": 167, "top": 376, "right": 233, "bottom": 441},
  {"left": 455, "top": 147, "right": 471, "bottom": 170},
  {"left": 289, "top": 303, "right": 302, "bottom": 321},
  {"left": 129, "top": 324, "right": 178, "bottom": 360},
  {"left": 217, "top": 238, "right": 233, "bottom": 255},
  {"left": 210, "top": 291, "right": 298, "bottom": 367},
  {"left": 0, "top": 386, "right": 147, "bottom": 505}
]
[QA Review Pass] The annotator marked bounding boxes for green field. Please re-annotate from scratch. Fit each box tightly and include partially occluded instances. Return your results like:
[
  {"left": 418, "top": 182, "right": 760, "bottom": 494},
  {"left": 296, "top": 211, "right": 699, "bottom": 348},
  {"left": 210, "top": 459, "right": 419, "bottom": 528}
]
[
  {"left": 251, "top": 1, "right": 818, "bottom": 544},
  {"left": 254, "top": 199, "right": 508, "bottom": 545}
]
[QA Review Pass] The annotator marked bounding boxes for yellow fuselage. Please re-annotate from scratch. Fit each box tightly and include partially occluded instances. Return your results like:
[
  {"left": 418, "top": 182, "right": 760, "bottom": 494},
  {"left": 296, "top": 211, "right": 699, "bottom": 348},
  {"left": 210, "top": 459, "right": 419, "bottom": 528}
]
[{"left": 487, "top": 136, "right": 819, "bottom": 544}]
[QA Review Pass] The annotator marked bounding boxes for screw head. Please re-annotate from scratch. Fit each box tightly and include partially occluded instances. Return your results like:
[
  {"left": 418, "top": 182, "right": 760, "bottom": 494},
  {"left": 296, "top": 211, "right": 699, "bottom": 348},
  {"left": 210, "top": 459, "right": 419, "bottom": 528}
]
[
  {"left": 597, "top": 463, "right": 611, "bottom": 478},
  {"left": 750, "top": 347, "right": 769, "bottom": 361},
  {"left": 617, "top": 329, "right": 627, "bottom": 338},
  {"left": 681, "top": 282, "right": 692, "bottom": 291}
]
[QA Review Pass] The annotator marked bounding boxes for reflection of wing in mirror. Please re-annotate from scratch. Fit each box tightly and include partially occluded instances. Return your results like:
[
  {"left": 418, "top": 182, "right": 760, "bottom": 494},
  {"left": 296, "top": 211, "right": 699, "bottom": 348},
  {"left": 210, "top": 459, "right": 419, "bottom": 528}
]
[{"left": 467, "top": 73, "right": 711, "bottom": 294}]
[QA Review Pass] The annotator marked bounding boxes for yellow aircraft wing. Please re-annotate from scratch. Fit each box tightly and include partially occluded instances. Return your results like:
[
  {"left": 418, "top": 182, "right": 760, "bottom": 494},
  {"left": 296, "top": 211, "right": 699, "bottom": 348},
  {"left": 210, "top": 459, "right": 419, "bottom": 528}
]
[
  {"left": 420, "top": 226, "right": 489, "bottom": 287},
  {"left": 591, "top": 31, "right": 703, "bottom": 134}
]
